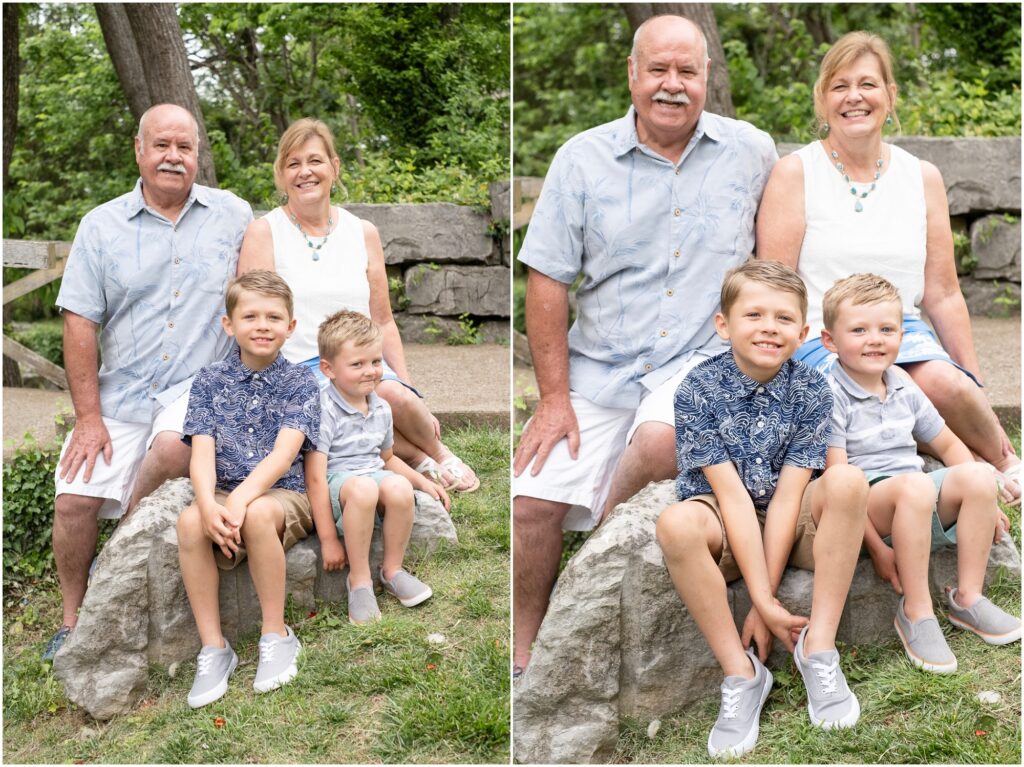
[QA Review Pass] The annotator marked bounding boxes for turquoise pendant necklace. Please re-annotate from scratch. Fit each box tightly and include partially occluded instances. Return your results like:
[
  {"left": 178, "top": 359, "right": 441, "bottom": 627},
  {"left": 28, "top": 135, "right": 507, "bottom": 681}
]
[
  {"left": 287, "top": 208, "right": 333, "bottom": 261},
  {"left": 828, "top": 144, "right": 883, "bottom": 212}
]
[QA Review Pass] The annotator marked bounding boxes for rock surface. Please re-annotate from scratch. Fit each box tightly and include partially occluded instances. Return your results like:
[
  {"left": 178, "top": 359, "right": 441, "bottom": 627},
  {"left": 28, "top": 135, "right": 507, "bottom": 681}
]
[
  {"left": 513, "top": 479, "right": 1022, "bottom": 764},
  {"left": 54, "top": 478, "right": 457, "bottom": 720},
  {"left": 961, "top": 279, "right": 1022, "bottom": 319},
  {"left": 405, "top": 264, "right": 510, "bottom": 317},
  {"left": 393, "top": 313, "right": 509, "bottom": 344},
  {"left": 971, "top": 214, "right": 1021, "bottom": 281}
]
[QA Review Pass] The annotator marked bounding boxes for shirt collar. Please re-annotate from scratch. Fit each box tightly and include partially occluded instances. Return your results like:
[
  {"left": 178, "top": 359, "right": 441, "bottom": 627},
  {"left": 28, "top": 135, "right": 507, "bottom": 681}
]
[
  {"left": 613, "top": 106, "right": 714, "bottom": 159},
  {"left": 324, "top": 383, "right": 383, "bottom": 416},
  {"left": 126, "top": 178, "right": 206, "bottom": 220},
  {"left": 722, "top": 350, "right": 790, "bottom": 401},
  {"left": 224, "top": 346, "right": 287, "bottom": 383},
  {"left": 830, "top": 362, "right": 904, "bottom": 401}
]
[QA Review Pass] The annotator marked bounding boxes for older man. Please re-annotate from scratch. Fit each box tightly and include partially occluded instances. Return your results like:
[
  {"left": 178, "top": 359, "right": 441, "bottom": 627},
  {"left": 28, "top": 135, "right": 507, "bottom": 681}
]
[
  {"left": 512, "top": 16, "right": 778, "bottom": 672},
  {"left": 44, "top": 104, "right": 253, "bottom": 660}
]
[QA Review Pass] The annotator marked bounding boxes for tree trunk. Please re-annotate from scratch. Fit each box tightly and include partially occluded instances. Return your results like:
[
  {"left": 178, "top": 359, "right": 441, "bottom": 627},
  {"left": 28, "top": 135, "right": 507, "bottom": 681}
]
[
  {"left": 3, "top": 355, "right": 23, "bottom": 388},
  {"left": 94, "top": 3, "right": 152, "bottom": 121},
  {"left": 621, "top": 2, "right": 735, "bottom": 117},
  {"left": 3, "top": 2, "right": 21, "bottom": 187},
  {"left": 99, "top": 3, "right": 218, "bottom": 186}
]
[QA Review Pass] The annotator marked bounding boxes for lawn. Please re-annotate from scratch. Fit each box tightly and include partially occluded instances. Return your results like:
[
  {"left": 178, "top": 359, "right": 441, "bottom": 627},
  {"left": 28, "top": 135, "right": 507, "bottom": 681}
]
[{"left": 2, "top": 426, "right": 511, "bottom": 764}]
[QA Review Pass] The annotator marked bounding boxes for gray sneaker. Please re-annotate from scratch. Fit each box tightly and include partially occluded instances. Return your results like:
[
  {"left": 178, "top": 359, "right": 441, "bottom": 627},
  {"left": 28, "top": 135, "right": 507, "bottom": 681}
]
[
  {"left": 253, "top": 626, "right": 300, "bottom": 693},
  {"left": 379, "top": 567, "right": 433, "bottom": 607},
  {"left": 894, "top": 597, "right": 957, "bottom": 673},
  {"left": 187, "top": 641, "right": 238, "bottom": 708},
  {"left": 347, "top": 576, "right": 382, "bottom": 625},
  {"left": 707, "top": 649, "right": 773, "bottom": 759},
  {"left": 946, "top": 588, "right": 1022, "bottom": 645},
  {"left": 793, "top": 627, "right": 860, "bottom": 729}
]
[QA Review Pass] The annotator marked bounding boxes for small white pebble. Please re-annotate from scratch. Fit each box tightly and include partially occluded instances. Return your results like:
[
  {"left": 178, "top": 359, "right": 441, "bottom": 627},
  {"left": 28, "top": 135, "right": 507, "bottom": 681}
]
[
  {"left": 80, "top": 727, "right": 97, "bottom": 740},
  {"left": 426, "top": 633, "right": 446, "bottom": 645},
  {"left": 167, "top": 661, "right": 180, "bottom": 678},
  {"left": 978, "top": 690, "right": 1002, "bottom": 704},
  {"left": 647, "top": 719, "right": 661, "bottom": 739}
]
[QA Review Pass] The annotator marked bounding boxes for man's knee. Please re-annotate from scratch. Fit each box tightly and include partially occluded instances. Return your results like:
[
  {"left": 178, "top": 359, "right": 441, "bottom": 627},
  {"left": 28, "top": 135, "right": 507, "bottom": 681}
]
[
  {"left": 513, "top": 495, "right": 569, "bottom": 533},
  {"left": 146, "top": 431, "right": 191, "bottom": 478},
  {"left": 54, "top": 493, "right": 104, "bottom": 524},
  {"left": 628, "top": 421, "right": 676, "bottom": 477}
]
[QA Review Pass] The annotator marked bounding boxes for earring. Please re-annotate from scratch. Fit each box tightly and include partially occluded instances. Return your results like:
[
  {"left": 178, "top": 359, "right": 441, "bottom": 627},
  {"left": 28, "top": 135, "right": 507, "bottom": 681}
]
[
  {"left": 330, "top": 182, "right": 338, "bottom": 195},
  {"left": 885, "top": 113, "right": 894, "bottom": 126},
  {"left": 822, "top": 122, "right": 831, "bottom": 136}
]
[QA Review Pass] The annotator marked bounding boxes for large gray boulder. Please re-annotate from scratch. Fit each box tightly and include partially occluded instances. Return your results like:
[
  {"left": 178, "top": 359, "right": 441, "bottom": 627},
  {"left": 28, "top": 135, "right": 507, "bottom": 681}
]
[
  {"left": 513, "top": 479, "right": 1021, "bottom": 764},
  {"left": 405, "top": 264, "right": 510, "bottom": 317},
  {"left": 970, "top": 214, "right": 1021, "bottom": 282},
  {"left": 53, "top": 478, "right": 457, "bottom": 720}
]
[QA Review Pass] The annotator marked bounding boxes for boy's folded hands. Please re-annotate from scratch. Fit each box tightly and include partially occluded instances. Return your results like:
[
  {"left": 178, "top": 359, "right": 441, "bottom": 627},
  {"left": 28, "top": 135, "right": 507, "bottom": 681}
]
[{"left": 199, "top": 500, "right": 242, "bottom": 559}]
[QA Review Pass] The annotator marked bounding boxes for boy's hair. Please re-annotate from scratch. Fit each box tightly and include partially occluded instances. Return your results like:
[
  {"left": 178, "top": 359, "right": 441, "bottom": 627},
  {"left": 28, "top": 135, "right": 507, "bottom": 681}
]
[
  {"left": 318, "top": 310, "right": 382, "bottom": 359},
  {"left": 720, "top": 260, "right": 809, "bottom": 321},
  {"left": 225, "top": 270, "right": 294, "bottom": 318},
  {"left": 822, "top": 273, "right": 902, "bottom": 330}
]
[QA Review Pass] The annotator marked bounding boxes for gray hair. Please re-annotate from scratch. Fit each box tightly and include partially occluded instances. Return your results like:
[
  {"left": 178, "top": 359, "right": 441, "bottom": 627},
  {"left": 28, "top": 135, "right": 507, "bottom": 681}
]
[
  {"left": 136, "top": 104, "right": 200, "bottom": 148},
  {"left": 630, "top": 15, "right": 710, "bottom": 80}
]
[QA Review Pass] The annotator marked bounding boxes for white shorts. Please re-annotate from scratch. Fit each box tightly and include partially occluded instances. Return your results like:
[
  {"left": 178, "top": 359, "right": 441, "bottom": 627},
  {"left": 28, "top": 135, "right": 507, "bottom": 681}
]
[
  {"left": 513, "top": 351, "right": 711, "bottom": 531},
  {"left": 54, "top": 388, "right": 191, "bottom": 519}
]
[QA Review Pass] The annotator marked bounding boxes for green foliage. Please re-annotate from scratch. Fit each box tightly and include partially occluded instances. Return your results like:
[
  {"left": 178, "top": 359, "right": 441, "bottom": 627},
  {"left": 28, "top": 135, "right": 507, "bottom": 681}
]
[
  {"left": 953, "top": 231, "right": 976, "bottom": 274},
  {"left": 513, "top": 275, "right": 526, "bottom": 334},
  {"left": 5, "top": 320, "right": 64, "bottom": 367},
  {"left": 447, "top": 313, "right": 482, "bottom": 346},
  {"left": 2, "top": 435, "right": 60, "bottom": 585}
]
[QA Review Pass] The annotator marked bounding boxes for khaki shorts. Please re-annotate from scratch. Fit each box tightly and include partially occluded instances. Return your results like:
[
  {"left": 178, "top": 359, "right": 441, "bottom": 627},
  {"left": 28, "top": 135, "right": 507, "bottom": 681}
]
[
  {"left": 688, "top": 478, "right": 818, "bottom": 583},
  {"left": 212, "top": 488, "right": 313, "bottom": 571}
]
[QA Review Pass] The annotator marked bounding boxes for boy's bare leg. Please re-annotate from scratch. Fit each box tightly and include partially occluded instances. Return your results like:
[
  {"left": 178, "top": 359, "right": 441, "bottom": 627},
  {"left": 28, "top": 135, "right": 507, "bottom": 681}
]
[
  {"left": 805, "top": 465, "right": 868, "bottom": 654},
  {"left": 868, "top": 475, "right": 936, "bottom": 621},
  {"left": 177, "top": 503, "right": 225, "bottom": 647},
  {"left": 937, "top": 464, "right": 998, "bottom": 606},
  {"left": 379, "top": 476, "right": 415, "bottom": 580},
  {"left": 341, "top": 477, "right": 380, "bottom": 588},
  {"left": 240, "top": 496, "right": 288, "bottom": 638},
  {"left": 657, "top": 500, "right": 753, "bottom": 678}
]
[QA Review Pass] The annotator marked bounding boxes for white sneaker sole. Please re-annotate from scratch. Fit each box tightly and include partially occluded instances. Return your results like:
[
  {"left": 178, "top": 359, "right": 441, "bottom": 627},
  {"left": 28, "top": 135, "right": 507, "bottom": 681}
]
[
  {"left": 253, "top": 643, "right": 301, "bottom": 693},
  {"left": 894, "top": 617, "right": 958, "bottom": 673},
  {"left": 707, "top": 669, "right": 774, "bottom": 759},
  {"left": 794, "top": 648, "right": 860, "bottom": 729},
  {"left": 387, "top": 585, "right": 433, "bottom": 607},
  {"left": 187, "top": 654, "right": 238, "bottom": 709},
  {"left": 948, "top": 615, "right": 1023, "bottom": 645}
]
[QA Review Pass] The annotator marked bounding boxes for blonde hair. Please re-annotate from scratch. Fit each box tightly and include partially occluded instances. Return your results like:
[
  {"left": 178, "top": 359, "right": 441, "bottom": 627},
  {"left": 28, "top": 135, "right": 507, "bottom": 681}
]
[
  {"left": 814, "top": 31, "right": 900, "bottom": 137},
  {"left": 721, "top": 260, "right": 808, "bottom": 321},
  {"left": 317, "top": 310, "right": 382, "bottom": 359},
  {"left": 822, "top": 273, "right": 902, "bottom": 330},
  {"left": 273, "top": 118, "right": 340, "bottom": 195},
  {"left": 225, "top": 270, "right": 293, "bottom": 318}
]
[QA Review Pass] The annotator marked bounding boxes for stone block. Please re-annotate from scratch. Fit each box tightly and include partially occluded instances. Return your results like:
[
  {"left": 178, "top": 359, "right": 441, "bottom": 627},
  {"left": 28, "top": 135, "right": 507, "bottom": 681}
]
[
  {"left": 971, "top": 215, "right": 1021, "bottom": 281},
  {"left": 405, "top": 265, "right": 510, "bottom": 317},
  {"left": 54, "top": 478, "right": 457, "bottom": 720},
  {"left": 393, "top": 312, "right": 509, "bottom": 344},
  {"left": 960, "top": 278, "right": 1021, "bottom": 318},
  {"left": 514, "top": 479, "right": 1022, "bottom": 764},
  {"left": 344, "top": 203, "right": 494, "bottom": 265},
  {"left": 489, "top": 180, "right": 511, "bottom": 222}
]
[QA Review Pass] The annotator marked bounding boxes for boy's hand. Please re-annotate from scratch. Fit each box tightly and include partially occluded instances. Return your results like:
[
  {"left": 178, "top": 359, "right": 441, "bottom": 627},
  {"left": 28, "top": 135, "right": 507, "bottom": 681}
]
[
  {"left": 414, "top": 474, "right": 451, "bottom": 512},
  {"left": 868, "top": 543, "right": 903, "bottom": 594},
  {"left": 199, "top": 501, "right": 240, "bottom": 560},
  {"left": 758, "top": 599, "right": 808, "bottom": 653},
  {"left": 320, "top": 536, "right": 347, "bottom": 572},
  {"left": 223, "top": 496, "right": 247, "bottom": 538},
  {"left": 741, "top": 606, "right": 774, "bottom": 663},
  {"left": 995, "top": 510, "right": 1011, "bottom": 543}
]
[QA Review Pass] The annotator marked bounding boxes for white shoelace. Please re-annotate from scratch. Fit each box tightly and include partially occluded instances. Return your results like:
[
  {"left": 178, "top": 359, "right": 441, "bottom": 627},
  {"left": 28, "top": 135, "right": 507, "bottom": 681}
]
[
  {"left": 721, "top": 687, "right": 742, "bottom": 719},
  {"left": 196, "top": 652, "right": 214, "bottom": 677},
  {"left": 259, "top": 638, "right": 277, "bottom": 665},
  {"left": 811, "top": 658, "right": 839, "bottom": 695}
]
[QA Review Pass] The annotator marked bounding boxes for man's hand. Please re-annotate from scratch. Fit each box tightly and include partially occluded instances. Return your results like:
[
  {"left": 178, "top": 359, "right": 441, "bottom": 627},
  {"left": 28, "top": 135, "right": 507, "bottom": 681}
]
[
  {"left": 513, "top": 396, "right": 580, "bottom": 477},
  {"left": 868, "top": 543, "right": 903, "bottom": 594},
  {"left": 741, "top": 606, "right": 774, "bottom": 663},
  {"left": 199, "top": 501, "right": 240, "bottom": 559},
  {"left": 59, "top": 417, "right": 113, "bottom": 483},
  {"left": 320, "top": 536, "right": 347, "bottom": 572},
  {"left": 995, "top": 510, "right": 1011, "bottom": 543},
  {"left": 757, "top": 599, "right": 808, "bottom": 653}
]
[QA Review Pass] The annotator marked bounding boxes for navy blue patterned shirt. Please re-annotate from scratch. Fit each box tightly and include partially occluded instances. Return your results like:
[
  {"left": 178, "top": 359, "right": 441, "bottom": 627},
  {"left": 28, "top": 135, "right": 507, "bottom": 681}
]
[
  {"left": 183, "top": 348, "right": 321, "bottom": 492},
  {"left": 674, "top": 351, "right": 831, "bottom": 510}
]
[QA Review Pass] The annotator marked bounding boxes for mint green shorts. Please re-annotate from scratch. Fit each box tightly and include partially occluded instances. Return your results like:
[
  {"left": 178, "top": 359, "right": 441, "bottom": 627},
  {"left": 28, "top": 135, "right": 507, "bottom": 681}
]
[
  {"left": 327, "top": 469, "right": 396, "bottom": 536},
  {"left": 872, "top": 468, "right": 958, "bottom": 551}
]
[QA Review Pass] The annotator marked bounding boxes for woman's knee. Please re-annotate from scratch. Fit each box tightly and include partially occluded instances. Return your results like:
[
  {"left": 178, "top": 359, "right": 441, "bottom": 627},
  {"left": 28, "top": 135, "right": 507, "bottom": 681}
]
[{"left": 909, "top": 361, "right": 972, "bottom": 411}]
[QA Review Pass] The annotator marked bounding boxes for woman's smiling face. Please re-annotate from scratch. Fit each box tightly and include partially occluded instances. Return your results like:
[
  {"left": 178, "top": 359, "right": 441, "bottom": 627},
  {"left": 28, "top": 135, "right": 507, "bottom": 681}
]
[
  {"left": 282, "top": 137, "right": 339, "bottom": 203},
  {"left": 825, "top": 53, "right": 896, "bottom": 142}
]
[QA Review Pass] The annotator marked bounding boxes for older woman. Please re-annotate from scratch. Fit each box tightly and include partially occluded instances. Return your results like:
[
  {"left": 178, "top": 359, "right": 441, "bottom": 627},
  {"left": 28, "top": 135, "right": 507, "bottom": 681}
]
[
  {"left": 237, "top": 118, "right": 478, "bottom": 492},
  {"left": 757, "top": 31, "right": 1019, "bottom": 504}
]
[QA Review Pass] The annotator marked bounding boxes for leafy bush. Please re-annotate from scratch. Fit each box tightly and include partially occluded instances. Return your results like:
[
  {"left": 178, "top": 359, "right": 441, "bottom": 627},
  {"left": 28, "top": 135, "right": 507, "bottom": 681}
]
[
  {"left": 5, "top": 320, "right": 64, "bottom": 366},
  {"left": 2, "top": 435, "right": 61, "bottom": 585}
]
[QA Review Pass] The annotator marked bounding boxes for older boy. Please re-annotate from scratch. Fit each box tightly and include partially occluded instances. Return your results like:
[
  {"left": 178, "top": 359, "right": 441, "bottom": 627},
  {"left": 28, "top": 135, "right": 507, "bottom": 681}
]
[
  {"left": 656, "top": 260, "right": 869, "bottom": 758},
  {"left": 305, "top": 310, "right": 449, "bottom": 625},
  {"left": 821, "top": 273, "right": 1020, "bottom": 673},
  {"left": 177, "top": 271, "right": 320, "bottom": 708}
]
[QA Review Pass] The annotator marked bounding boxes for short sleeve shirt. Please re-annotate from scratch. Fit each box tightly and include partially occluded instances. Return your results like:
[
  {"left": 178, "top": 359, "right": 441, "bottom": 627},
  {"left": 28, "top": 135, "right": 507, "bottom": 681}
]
[
  {"left": 674, "top": 352, "right": 832, "bottom": 510},
  {"left": 182, "top": 350, "right": 320, "bottom": 492},
  {"left": 518, "top": 108, "right": 778, "bottom": 408},
  {"left": 56, "top": 180, "right": 253, "bottom": 423},
  {"left": 827, "top": 364, "right": 944, "bottom": 477},
  {"left": 316, "top": 386, "right": 394, "bottom": 474}
]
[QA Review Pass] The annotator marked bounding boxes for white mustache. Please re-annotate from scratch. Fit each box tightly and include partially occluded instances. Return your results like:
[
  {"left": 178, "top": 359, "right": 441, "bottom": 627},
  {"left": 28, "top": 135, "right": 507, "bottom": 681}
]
[
  {"left": 653, "top": 91, "right": 691, "bottom": 105},
  {"left": 157, "top": 162, "right": 187, "bottom": 174}
]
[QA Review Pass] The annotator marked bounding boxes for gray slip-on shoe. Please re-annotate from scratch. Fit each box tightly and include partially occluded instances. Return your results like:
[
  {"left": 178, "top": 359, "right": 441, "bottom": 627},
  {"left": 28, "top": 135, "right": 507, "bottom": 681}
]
[
  {"left": 707, "top": 649, "right": 774, "bottom": 759},
  {"left": 793, "top": 627, "right": 860, "bottom": 729},
  {"left": 187, "top": 640, "right": 238, "bottom": 708},
  {"left": 379, "top": 568, "right": 433, "bottom": 607},
  {"left": 946, "top": 588, "right": 1022, "bottom": 645},
  {"left": 253, "top": 626, "right": 301, "bottom": 693},
  {"left": 347, "top": 576, "right": 382, "bottom": 624},
  {"left": 894, "top": 597, "right": 957, "bottom": 673}
]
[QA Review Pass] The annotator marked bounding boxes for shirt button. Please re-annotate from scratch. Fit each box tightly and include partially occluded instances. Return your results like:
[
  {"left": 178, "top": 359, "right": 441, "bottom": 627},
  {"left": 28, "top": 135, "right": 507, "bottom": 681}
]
[
  {"left": 659, "top": 329, "right": 668, "bottom": 337},
  {"left": 756, "top": 386, "right": 765, "bottom": 394},
  {"left": 757, "top": 420, "right": 765, "bottom": 428},
  {"left": 755, "top": 457, "right": 763, "bottom": 465},
  {"left": 665, "top": 288, "right": 674, "bottom": 297},
  {"left": 673, "top": 249, "right": 681, "bottom": 257},
  {"left": 173, "top": 290, "right": 180, "bottom": 297},
  {"left": 673, "top": 208, "right": 681, "bottom": 216},
  {"left": 674, "top": 167, "right": 680, "bottom": 175},
  {"left": 167, "top": 321, "right": 175, "bottom": 329},
  {"left": 644, "top": 363, "right": 653, "bottom": 371},
  {"left": 247, "top": 452, "right": 254, "bottom": 458},
  {"left": 151, "top": 383, "right": 159, "bottom": 389},
  {"left": 248, "top": 427, "right": 254, "bottom": 433},
  {"left": 252, "top": 398, "right": 258, "bottom": 404},
  {"left": 173, "top": 257, "right": 181, "bottom": 265},
  {"left": 162, "top": 354, "right": 169, "bottom": 361},
  {"left": 758, "top": 490, "right": 766, "bottom": 497}
]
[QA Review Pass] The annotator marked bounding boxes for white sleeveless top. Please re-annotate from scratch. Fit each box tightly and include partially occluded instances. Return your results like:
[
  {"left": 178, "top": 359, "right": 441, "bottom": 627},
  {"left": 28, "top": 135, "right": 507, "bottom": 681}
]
[
  {"left": 266, "top": 206, "right": 371, "bottom": 363},
  {"left": 796, "top": 141, "right": 927, "bottom": 339}
]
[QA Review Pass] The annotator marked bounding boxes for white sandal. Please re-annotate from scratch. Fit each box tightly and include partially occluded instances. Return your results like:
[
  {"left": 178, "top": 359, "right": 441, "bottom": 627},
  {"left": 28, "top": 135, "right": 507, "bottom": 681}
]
[{"left": 439, "top": 455, "right": 480, "bottom": 493}]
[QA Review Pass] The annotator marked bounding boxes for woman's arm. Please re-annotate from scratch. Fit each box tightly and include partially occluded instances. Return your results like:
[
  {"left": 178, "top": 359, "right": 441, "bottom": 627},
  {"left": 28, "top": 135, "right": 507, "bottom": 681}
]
[
  {"left": 236, "top": 217, "right": 276, "bottom": 276},
  {"left": 755, "top": 153, "right": 806, "bottom": 268},
  {"left": 919, "top": 161, "right": 984, "bottom": 381},
  {"left": 364, "top": 219, "right": 411, "bottom": 382}
]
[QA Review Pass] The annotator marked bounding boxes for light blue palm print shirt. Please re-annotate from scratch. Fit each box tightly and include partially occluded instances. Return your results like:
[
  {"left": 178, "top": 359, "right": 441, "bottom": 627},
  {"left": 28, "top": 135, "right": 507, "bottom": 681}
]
[
  {"left": 518, "top": 108, "right": 778, "bottom": 409},
  {"left": 56, "top": 179, "right": 253, "bottom": 423},
  {"left": 674, "top": 351, "right": 831, "bottom": 511}
]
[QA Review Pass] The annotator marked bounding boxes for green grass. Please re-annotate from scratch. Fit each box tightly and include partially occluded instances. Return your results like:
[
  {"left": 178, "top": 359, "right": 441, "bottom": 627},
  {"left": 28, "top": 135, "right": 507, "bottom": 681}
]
[{"left": 2, "top": 425, "right": 510, "bottom": 764}]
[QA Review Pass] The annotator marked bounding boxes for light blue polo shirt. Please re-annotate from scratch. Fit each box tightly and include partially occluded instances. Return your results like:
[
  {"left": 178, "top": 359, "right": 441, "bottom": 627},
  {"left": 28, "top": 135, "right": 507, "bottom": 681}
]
[
  {"left": 56, "top": 179, "right": 253, "bottom": 423},
  {"left": 316, "top": 386, "right": 394, "bottom": 474},
  {"left": 518, "top": 107, "right": 778, "bottom": 409}
]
